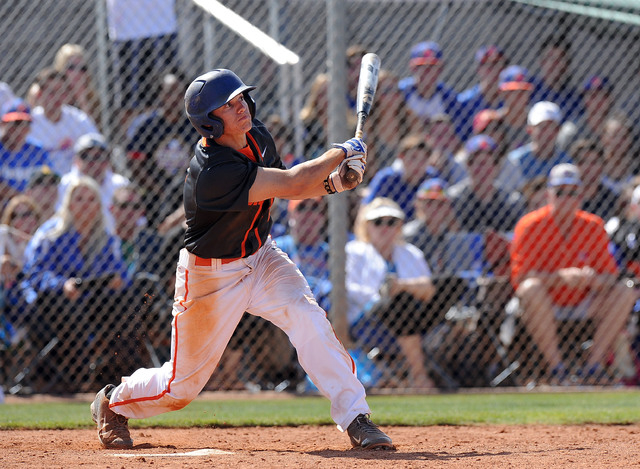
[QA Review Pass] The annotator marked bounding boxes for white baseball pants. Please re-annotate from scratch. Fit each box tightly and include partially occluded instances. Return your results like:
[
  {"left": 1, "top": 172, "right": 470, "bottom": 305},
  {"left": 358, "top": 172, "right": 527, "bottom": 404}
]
[{"left": 109, "top": 239, "right": 370, "bottom": 431}]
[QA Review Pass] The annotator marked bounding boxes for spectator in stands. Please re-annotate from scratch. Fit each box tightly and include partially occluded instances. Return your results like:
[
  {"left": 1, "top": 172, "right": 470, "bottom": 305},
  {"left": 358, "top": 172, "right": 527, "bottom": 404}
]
[
  {"left": 27, "top": 67, "right": 98, "bottom": 176},
  {"left": 498, "top": 65, "right": 533, "bottom": 150},
  {"left": 53, "top": 43, "right": 102, "bottom": 128},
  {"left": 110, "top": 185, "right": 163, "bottom": 284},
  {"left": 0, "top": 101, "right": 51, "bottom": 209},
  {"left": 347, "top": 197, "right": 435, "bottom": 388},
  {"left": 606, "top": 177, "right": 640, "bottom": 279},
  {"left": 58, "top": 133, "right": 129, "bottom": 233},
  {"left": 1, "top": 195, "right": 41, "bottom": 295},
  {"left": 530, "top": 32, "right": 584, "bottom": 125},
  {"left": 448, "top": 135, "right": 525, "bottom": 233},
  {"left": 125, "top": 71, "right": 192, "bottom": 231},
  {"left": 403, "top": 178, "right": 460, "bottom": 273},
  {"left": 581, "top": 75, "right": 614, "bottom": 139},
  {"left": 600, "top": 111, "right": 640, "bottom": 195},
  {"left": 511, "top": 163, "right": 636, "bottom": 383},
  {"left": 398, "top": 41, "right": 458, "bottom": 134},
  {"left": 457, "top": 45, "right": 507, "bottom": 140},
  {"left": 20, "top": 176, "right": 128, "bottom": 392},
  {"left": 361, "top": 134, "right": 438, "bottom": 220},
  {"left": 424, "top": 114, "right": 467, "bottom": 186},
  {"left": 274, "top": 197, "right": 331, "bottom": 312},
  {"left": 472, "top": 108, "right": 509, "bottom": 154},
  {"left": 497, "top": 101, "right": 572, "bottom": 192},
  {"left": 520, "top": 175, "right": 549, "bottom": 214},
  {"left": 570, "top": 138, "right": 618, "bottom": 221},
  {"left": 0, "top": 195, "right": 42, "bottom": 340},
  {"left": 24, "top": 167, "right": 60, "bottom": 224}
]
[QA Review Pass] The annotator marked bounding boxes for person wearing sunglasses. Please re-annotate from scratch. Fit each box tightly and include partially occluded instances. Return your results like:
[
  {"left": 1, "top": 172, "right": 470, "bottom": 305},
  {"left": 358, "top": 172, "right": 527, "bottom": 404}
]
[
  {"left": 511, "top": 163, "right": 636, "bottom": 385},
  {"left": 347, "top": 197, "right": 436, "bottom": 389},
  {"left": 57, "top": 133, "right": 129, "bottom": 234},
  {"left": 53, "top": 43, "right": 102, "bottom": 127}
]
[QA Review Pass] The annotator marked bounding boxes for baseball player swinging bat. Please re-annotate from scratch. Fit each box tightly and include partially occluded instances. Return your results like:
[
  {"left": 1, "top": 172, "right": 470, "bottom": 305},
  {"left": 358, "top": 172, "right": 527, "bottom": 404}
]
[{"left": 345, "top": 52, "right": 381, "bottom": 183}]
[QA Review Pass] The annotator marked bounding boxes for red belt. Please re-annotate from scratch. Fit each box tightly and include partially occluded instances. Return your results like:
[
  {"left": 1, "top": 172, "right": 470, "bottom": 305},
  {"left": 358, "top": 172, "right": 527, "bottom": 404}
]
[{"left": 194, "top": 255, "right": 241, "bottom": 266}]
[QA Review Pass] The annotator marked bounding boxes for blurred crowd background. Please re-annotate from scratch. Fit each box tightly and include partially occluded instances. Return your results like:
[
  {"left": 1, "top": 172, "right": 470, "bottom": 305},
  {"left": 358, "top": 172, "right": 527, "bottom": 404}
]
[{"left": 1, "top": 0, "right": 640, "bottom": 396}]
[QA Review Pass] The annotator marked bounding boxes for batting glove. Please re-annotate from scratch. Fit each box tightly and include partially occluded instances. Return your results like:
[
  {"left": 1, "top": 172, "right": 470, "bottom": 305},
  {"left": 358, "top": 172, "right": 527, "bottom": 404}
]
[
  {"left": 328, "top": 154, "right": 366, "bottom": 192},
  {"left": 332, "top": 137, "right": 367, "bottom": 158}
]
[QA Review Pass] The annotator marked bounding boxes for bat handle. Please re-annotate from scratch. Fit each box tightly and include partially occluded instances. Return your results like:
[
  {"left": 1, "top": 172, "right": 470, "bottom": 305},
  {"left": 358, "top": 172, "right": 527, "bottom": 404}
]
[
  {"left": 345, "top": 127, "right": 365, "bottom": 183},
  {"left": 344, "top": 116, "right": 364, "bottom": 182}
]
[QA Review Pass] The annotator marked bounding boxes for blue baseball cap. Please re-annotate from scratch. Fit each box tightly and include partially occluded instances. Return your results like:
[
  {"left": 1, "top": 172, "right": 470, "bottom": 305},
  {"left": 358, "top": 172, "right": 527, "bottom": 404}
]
[
  {"left": 465, "top": 134, "right": 498, "bottom": 155},
  {"left": 410, "top": 41, "right": 443, "bottom": 66},
  {"left": 417, "top": 178, "right": 448, "bottom": 200},
  {"left": 2, "top": 100, "right": 31, "bottom": 122},
  {"left": 499, "top": 65, "right": 532, "bottom": 91}
]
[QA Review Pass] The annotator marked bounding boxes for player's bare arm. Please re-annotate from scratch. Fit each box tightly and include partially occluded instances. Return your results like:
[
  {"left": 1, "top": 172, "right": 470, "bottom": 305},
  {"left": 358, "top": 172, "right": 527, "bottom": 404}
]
[{"left": 248, "top": 147, "right": 345, "bottom": 203}]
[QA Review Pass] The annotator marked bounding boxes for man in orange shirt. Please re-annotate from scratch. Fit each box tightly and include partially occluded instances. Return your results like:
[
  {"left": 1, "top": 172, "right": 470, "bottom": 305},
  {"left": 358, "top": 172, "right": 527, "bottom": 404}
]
[{"left": 511, "top": 163, "right": 635, "bottom": 382}]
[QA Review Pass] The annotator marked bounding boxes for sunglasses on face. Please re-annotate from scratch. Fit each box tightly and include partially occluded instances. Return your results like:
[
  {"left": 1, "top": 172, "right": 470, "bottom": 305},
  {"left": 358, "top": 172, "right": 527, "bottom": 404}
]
[
  {"left": 372, "top": 217, "right": 401, "bottom": 227},
  {"left": 12, "top": 210, "right": 36, "bottom": 220},
  {"left": 67, "top": 63, "right": 88, "bottom": 72},
  {"left": 554, "top": 188, "right": 581, "bottom": 197}
]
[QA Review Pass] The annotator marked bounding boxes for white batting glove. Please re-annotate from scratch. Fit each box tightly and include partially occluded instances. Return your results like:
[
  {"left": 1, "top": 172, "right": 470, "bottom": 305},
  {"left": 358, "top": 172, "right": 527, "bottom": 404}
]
[
  {"left": 332, "top": 137, "right": 367, "bottom": 158},
  {"left": 328, "top": 154, "right": 366, "bottom": 192}
]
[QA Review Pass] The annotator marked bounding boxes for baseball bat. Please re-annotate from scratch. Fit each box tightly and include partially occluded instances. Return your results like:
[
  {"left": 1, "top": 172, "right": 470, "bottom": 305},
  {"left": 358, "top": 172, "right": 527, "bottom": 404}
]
[{"left": 345, "top": 52, "right": 381, "bottom": 183}]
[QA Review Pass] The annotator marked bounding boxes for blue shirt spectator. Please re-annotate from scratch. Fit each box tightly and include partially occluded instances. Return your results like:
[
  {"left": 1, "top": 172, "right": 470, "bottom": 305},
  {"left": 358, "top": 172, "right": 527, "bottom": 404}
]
[
  {"left": 21, "top": 176, "right": 126, "bottom": 304},
  {"left": 398, "top": 41, "right": 460, "bottom": 135},
  {"left": 0, "top": 102, "right": 51, "bottom": 207},
  {"left": 362, "top": 135, "right": 437, "bottom": 220},
  {"left": 274, "top": 198, "right": 331, "bottom": 312},
  {"left": 456, "top": 46, "right": 508, "bottom": 140},
  {"left": 496, "top": 101, "right": 573, "bottom": 192}
]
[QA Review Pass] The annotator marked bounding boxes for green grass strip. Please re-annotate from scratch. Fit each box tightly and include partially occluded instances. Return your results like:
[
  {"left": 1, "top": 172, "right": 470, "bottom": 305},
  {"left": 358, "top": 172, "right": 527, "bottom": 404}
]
[{"left": 1, "top": 391, "right": 639, "bottom": 430}]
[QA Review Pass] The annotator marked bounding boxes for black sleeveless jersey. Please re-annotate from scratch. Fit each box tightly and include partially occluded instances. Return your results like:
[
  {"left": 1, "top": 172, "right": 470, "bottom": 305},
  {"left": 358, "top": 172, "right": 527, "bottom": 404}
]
[{"left": 183, "top": 119, "right": 285, "bottom": 259}]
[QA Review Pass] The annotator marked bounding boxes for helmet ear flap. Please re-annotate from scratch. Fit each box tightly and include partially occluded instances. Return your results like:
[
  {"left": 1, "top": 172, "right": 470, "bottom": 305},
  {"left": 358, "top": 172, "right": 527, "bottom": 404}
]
[{"left": 207, "top": 116, "right": 224, "bottom": 139}]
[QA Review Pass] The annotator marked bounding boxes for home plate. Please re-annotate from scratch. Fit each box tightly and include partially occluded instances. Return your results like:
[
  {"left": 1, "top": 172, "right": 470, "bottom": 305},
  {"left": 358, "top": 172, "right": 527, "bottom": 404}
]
[{"left": 113, "top": 448, "right": 234, "bottom": 457}]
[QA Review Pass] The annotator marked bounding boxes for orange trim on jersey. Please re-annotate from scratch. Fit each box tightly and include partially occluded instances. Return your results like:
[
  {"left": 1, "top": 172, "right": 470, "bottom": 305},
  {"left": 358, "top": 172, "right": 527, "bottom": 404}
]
[
  {"left": 239, "top": 200, "right": 264, "bottom": 257},
  {"left": 110, "top": 268, "right": 190, "bottom": 410},
  {"left": 246, "top": 133, "right": 263, "bottom": 163}
]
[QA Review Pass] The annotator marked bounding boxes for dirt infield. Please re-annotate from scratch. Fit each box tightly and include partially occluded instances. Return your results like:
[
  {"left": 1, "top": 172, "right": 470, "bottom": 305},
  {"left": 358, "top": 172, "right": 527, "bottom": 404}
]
[{"left": 2, "top": 424, "right": 639, "bottom": 468}]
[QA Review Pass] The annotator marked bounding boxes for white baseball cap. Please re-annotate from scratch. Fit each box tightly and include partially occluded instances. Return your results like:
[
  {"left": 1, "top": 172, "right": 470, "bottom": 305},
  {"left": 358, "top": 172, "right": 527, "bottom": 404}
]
[
  {"left": 548, "top": 163, "right": 582, "bottom": 187},
  {"left": 527, "top": 101, "right": 562, "bottom": 126},
  {"left": 364, "top": 202, "right": 406, "bottom": 221}
]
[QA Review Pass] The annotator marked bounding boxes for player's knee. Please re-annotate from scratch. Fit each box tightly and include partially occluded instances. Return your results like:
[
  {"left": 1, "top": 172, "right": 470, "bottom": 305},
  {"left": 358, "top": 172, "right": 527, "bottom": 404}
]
[{"left": 165, "top": 395, "right": 192, "bottom": 411}]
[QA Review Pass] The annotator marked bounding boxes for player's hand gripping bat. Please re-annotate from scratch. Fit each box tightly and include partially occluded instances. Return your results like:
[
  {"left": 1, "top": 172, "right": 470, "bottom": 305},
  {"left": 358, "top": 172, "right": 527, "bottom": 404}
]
[{"left": 345, "top": 53, "right": 381, "bottom": 184}]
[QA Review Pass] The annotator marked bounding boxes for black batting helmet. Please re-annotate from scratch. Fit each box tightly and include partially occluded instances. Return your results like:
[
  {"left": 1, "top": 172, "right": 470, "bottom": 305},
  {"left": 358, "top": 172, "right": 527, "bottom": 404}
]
[{"left": 184, "top": 69, "right": 256, "bottom": 139}]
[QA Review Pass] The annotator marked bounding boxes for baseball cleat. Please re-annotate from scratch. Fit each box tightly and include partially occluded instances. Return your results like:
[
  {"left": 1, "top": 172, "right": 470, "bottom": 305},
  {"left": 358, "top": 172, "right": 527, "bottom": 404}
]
[
  {"left": 346, "top": 413, "right": 395, "bottom": 450},
  {"left": 90, "top": 384, "right": 133, "bottom": 449}
]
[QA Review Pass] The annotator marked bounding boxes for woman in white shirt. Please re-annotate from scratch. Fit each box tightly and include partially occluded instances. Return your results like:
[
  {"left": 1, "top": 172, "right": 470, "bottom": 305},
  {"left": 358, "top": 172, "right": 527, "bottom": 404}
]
[{"left": 346, "top": 197, "right": 436, "bottom": 388}]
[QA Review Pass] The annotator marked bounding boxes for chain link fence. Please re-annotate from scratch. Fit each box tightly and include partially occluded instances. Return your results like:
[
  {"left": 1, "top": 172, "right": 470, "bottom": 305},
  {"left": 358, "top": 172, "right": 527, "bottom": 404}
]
[{"left": 1, "top": 0, "right": 639, "bottom": 395}]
